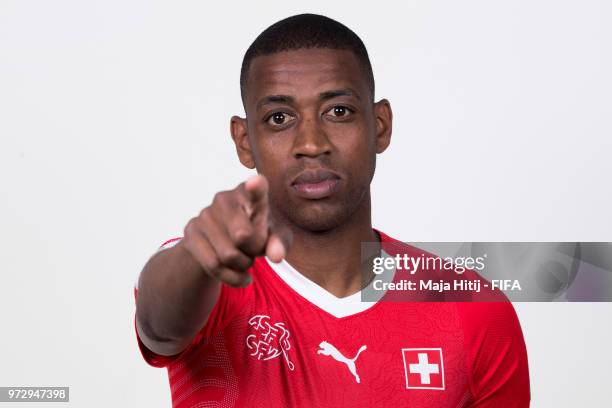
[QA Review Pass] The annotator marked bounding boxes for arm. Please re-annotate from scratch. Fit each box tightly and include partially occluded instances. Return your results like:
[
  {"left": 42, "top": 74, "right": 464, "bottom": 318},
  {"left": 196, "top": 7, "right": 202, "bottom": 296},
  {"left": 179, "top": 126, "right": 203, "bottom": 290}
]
[
  {"left": 135, "top": 175, "right": 291, "bottom": 358},
  {"left": 135, "top": 239, "right": 222, "bottom": 356}
]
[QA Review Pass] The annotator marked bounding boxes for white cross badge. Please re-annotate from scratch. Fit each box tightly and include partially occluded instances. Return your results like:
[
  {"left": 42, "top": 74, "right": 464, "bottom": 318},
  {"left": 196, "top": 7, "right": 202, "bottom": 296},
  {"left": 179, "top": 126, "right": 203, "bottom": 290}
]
[{"left": 401, "top": 348, "right": 445, "bottom": 390}]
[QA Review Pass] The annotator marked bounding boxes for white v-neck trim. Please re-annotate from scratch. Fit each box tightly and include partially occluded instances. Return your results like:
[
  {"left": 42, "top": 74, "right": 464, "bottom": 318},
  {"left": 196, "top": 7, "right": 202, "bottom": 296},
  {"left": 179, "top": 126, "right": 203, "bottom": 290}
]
[{"left": 265, "top": 250, "right": 396, "bottom": 318}]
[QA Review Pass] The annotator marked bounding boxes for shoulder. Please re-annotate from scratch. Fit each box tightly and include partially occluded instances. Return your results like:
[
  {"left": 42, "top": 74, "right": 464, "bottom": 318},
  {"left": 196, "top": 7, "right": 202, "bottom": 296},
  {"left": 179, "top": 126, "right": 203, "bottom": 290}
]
[
  {"left": 455, "top": 301, "right": 523, "bottom": 339},
  {"left": 455, "top": 301, "right": 530, "bottom": 405}
]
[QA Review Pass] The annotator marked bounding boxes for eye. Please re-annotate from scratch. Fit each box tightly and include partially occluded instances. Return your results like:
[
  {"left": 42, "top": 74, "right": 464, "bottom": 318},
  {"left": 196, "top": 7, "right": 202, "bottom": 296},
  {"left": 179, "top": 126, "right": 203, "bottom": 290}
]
[
  {"left": 325, "top": 105, "right": 354, "bottom": 119},
  {"left": 266, "top": 111, "right": 295, "bottom": 127}
]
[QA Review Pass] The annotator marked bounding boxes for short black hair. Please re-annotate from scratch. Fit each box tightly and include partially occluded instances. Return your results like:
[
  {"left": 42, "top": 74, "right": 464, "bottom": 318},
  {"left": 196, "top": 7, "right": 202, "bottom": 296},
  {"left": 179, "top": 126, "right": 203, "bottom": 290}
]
[{"left": 240, "top": 14, "right": 375, "bottom": 106}]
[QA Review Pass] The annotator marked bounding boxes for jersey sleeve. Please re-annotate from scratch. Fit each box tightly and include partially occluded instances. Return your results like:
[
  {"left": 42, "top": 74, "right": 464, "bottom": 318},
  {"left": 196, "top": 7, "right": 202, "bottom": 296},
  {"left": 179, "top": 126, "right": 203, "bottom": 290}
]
[
  {"left": 134, "top": 237, "right": 250, "bottom": 368},
  {"left": 456, "top": 301, "right": 531, "bottom": 407}
]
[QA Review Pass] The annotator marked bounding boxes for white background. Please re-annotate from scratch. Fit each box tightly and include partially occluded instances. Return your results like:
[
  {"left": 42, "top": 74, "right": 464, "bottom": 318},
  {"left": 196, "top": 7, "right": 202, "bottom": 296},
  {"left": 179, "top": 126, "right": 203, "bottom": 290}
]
[{"left": 1, "top": 1, "right": 611, "bottom": 406}]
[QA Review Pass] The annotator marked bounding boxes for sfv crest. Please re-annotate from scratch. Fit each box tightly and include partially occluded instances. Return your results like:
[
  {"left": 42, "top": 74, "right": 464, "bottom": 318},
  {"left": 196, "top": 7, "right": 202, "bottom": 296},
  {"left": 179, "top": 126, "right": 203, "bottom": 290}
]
[{"left": 246, "top": 314, "right": 295, "bottom": 371}]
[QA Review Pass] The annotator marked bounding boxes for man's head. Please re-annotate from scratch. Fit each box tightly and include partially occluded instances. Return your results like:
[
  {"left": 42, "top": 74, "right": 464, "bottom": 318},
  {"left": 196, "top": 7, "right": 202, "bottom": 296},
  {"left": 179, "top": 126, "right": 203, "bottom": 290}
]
[
  {"left": 239, "top": 14, "right": 375, "bottom": 106},
  {"left": 231, "top": 14, "right": 392, "bottom": 233}
]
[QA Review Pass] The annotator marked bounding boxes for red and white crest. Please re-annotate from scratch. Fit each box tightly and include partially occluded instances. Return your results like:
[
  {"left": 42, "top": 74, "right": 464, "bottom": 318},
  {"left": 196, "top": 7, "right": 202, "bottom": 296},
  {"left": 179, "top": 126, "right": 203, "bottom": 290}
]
[
  {"left": 401, "top": 348, "right": 445, "bottom": 390},
  {"left": 246, "top": 314, "right": 295, "bottom": 371}
]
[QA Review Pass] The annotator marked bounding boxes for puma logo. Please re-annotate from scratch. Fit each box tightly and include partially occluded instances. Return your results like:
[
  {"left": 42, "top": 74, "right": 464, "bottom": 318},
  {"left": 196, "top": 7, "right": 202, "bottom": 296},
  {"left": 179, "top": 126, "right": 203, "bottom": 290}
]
[{"left": 317, "top": 341, "right": 367, "bottom": 383}]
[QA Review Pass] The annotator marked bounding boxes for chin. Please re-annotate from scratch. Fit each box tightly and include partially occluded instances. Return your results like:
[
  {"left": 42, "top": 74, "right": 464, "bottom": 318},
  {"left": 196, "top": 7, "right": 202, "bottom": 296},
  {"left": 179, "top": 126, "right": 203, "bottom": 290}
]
[
  {"left": 296, "top": 215, "right": 344, "bottom": 233},
  {"left": 272, "top": 185, "right": 369, "bottom": 233},
  {"left": 287, "top": 202, "right": 354, "bottom": 233}
]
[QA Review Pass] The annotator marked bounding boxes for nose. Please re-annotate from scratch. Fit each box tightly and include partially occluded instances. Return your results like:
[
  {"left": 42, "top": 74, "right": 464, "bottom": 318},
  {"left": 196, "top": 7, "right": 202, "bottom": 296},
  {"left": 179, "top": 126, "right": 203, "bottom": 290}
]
[{"left": 291, "top": 114, "right": 332, "bottom": 159}]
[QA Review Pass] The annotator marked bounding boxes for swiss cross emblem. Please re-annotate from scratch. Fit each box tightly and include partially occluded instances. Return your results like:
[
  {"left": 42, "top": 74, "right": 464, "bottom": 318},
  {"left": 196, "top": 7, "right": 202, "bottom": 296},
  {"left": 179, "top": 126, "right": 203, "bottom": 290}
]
[
  {"left": 246, "top": 314, "right": 295, "bottom": 371},
  {"left": 401, "top": 348, "right": 445, "bottom": 390}
]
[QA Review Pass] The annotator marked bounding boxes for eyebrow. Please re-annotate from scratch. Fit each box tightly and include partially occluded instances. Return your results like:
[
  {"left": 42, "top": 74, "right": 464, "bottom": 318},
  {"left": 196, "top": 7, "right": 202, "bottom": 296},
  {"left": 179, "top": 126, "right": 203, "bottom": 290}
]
[
  {"left": 256, "top": 95, "right": 295, "bottom": 111},
  {"left": 319, "top": 88, "right": 361, "bottom": 101},
  {"left": 256, "top": 88, "right": 361, "bottom": 111}
]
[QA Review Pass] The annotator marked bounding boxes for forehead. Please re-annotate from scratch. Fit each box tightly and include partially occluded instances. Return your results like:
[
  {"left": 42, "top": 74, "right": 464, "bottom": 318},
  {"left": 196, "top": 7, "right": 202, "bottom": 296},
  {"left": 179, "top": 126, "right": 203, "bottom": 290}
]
[{"left": 244, "top": 48, "right": 369, "bottom": 108}]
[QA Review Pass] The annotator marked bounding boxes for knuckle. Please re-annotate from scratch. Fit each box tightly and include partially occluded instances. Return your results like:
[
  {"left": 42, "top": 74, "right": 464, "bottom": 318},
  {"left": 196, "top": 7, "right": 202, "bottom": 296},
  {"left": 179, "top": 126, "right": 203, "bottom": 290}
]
[
  {"left": 224, "top": 280, "right": 242, "bottom": 288},
  {"left": 221, "top": 271, "right": 244, "bottom": 287},
  {"left": 183, "top": 218, "right": 198, "bottom": 238},
  {"left": 212, "top": 191, "right": 230, "bottom": 207},
  {"left": 198, "top": 207, "right": 212, "bottom": 222},
  {"left": 232, "top": 226, "right": 253, "bottom": 245},
  {"left": 218, "top": 247, "right": 241, "bottom": 264},
  {"left": 197, "top": 209, "right": 216, "bottom": 230},
  {"left": 202, "top": 257, "right": 221, "bottom": 276},
  {"left": 211, "top": 192, "right": 222, "bottom": 205}
]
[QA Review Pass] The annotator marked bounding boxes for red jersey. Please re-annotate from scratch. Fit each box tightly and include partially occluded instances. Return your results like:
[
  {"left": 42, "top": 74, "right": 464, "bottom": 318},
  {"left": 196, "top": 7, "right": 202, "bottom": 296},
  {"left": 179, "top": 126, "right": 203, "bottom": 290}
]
[{"left": 134, "top": 230, "right": 530, "bottom": 407}]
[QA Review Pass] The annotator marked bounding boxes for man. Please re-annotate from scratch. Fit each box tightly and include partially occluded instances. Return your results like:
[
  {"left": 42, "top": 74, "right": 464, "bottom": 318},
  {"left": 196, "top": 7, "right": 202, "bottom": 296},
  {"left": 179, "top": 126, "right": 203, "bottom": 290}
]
[{"left": 134, "top": 14, "right": 530, "bottom": 407}]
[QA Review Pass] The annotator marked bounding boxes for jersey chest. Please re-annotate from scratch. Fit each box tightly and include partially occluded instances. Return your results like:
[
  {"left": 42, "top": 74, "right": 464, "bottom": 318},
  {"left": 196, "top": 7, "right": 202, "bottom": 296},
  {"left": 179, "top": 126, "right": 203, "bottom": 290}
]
[{"left": 220, "top": 293, "right": 471, "bottom": 407}]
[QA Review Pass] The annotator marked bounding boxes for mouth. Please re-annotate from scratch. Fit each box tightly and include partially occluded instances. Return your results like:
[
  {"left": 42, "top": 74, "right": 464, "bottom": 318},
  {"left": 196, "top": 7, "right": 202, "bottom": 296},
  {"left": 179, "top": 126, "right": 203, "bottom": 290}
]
[{"left": 291, "top": 169, "right": 341, "bottom": 200}]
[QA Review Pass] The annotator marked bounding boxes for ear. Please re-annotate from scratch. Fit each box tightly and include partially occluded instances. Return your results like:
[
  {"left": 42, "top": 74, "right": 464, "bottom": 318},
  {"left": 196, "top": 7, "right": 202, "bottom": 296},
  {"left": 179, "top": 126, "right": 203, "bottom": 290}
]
[
  {"left": 230, "top": 115, "right": 255, "bottom": 169},
  {"left": 373, "top": 99, "right": 393, "bottom": 154}
]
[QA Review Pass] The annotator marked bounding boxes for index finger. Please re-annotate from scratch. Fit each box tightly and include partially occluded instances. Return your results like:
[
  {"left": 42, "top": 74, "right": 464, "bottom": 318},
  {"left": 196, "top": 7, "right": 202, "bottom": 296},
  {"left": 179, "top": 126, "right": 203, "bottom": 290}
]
[
  {"left": 244, "top": 174, "right": 269, "bottom": 204},
  {"left": 243, "top": 175, "right": 269, "bottom": 219}
]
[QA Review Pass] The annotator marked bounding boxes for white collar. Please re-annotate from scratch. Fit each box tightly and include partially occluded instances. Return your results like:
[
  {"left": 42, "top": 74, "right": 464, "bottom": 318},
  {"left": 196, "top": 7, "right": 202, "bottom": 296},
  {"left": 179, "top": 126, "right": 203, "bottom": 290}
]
[{"left": 265, "top": 250, "right": 396, "bottom": 318}]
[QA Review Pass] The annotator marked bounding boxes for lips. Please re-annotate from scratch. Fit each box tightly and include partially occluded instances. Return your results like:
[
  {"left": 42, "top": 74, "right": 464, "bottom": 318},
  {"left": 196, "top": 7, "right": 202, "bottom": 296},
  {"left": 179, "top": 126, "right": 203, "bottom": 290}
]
[{"left": 291, "top": 169, "right": 341, "bottom": 200}]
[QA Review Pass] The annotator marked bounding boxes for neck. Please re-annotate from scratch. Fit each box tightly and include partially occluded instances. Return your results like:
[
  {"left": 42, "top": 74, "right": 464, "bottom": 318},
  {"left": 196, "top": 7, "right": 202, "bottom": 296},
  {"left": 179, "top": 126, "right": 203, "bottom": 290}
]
[{"left": 281, "top": 192, "right": 380, "bottom": 298}]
